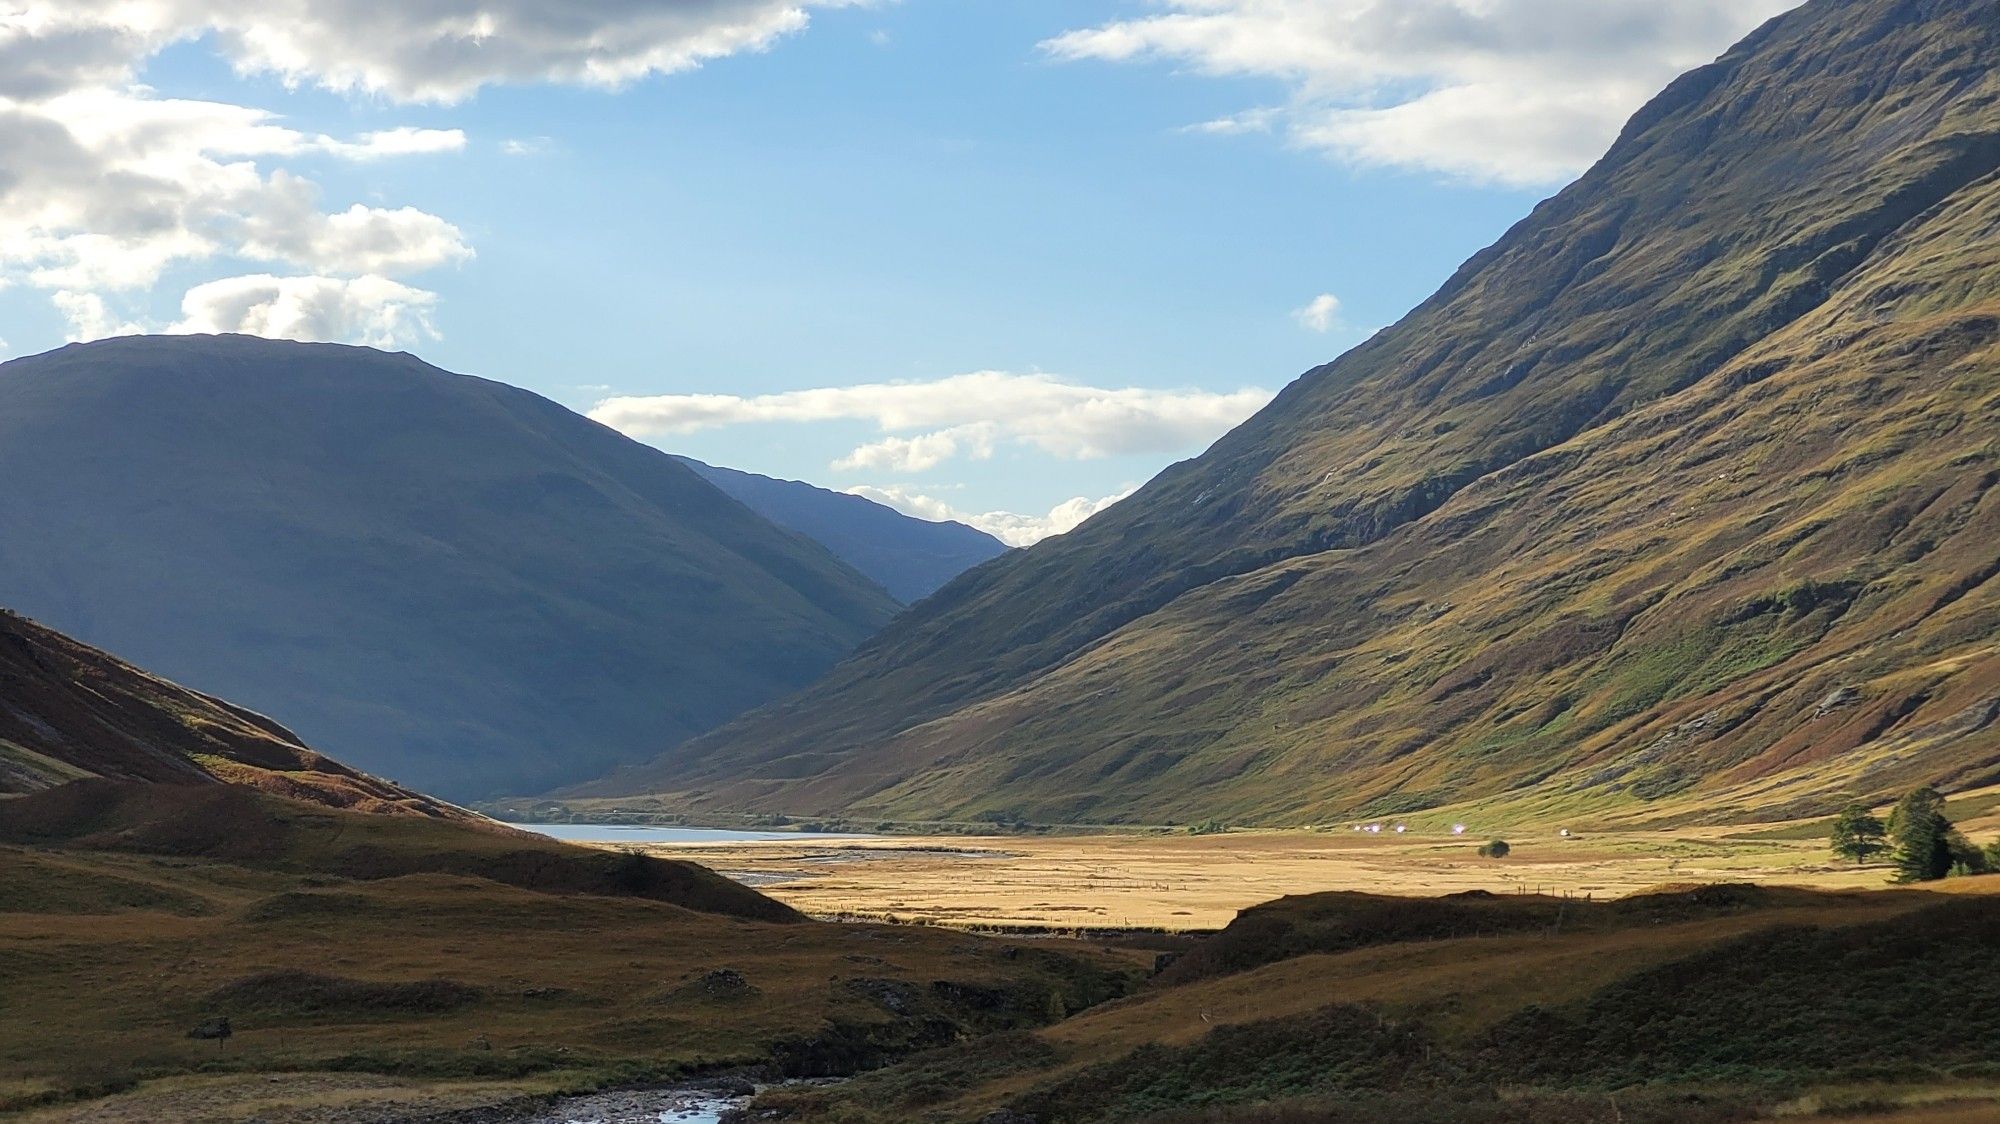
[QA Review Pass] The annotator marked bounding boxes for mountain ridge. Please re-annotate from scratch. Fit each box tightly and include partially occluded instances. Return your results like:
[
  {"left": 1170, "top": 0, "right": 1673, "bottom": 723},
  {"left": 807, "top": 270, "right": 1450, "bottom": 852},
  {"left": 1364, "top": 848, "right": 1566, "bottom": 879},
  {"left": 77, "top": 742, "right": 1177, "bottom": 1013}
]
[
  {"left": 584, "top": 0, "right": 2000, "bottom": 826},
  {"left": 0, "top": 607, "right": 462, "bottom": 818},
  {"left": 0, "top": 334, "right": 901, "bottom": 798},
  {"left": 675, "top": 456, "right": 1009, "bottom": 603}
]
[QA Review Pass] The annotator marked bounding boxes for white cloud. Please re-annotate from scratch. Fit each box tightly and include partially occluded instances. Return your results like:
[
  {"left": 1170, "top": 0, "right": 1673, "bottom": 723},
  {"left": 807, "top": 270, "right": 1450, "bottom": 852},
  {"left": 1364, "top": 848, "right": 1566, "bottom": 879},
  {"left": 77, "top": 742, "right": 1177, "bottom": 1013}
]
[
  {"left": 317, "top": 126, "right": 466, "bottom": 160},
  {"left": 845, "top": 485, "right": 1136, "bottom": 548},
  {"left": 0, "top": 89, "right": 471, "bottom": 296},
  {"left": 1180, "top": 107, "right": 1278, "bottom": 136},
  {"left": 1045, "top": 0, "right": 1801, "bottom": 185},
  {"left": 2, "top": 0, "right": 848, "bottom": 348},
  {"left": 171, "top": 274, "right": 441, "bottom": 348},
  {"left": 230, "top": 174, "right": 473, "bottom": 276},
  {"left": 834, "top": 424, "right": 998, "bottom": 473},
  {"left": 52, "top": 289, "right": 144, "bottom": 341},
  {"left": 500, "top": 136, "right": 555, "bottom": 157},
  {"left": 13, "top": 1, "right": 861, "bottom": 104},
  {"left": 1293, "top": 293, "right": 1342, "bottom": 333},
  {"left": 590, "top": 372, "right": 1275, "bottom": 471}
]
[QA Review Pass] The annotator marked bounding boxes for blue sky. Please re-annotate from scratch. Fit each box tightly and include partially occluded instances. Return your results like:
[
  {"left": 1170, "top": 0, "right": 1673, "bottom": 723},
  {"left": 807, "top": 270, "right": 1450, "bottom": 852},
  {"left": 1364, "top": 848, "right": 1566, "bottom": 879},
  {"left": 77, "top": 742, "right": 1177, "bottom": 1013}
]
[{"left": 0, "top": 1, "right": 1796, "bottom": 541}]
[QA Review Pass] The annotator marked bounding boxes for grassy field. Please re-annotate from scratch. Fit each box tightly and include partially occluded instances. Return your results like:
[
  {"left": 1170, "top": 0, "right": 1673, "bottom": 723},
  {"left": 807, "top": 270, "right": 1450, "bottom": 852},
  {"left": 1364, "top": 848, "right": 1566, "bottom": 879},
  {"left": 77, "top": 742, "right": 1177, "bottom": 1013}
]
[
  {"left": 761, "top": 881, "right": 2000, "bottom": 1123},
  {"left": 7, "top": 784, "right": 1997, "bottom": 1121},
  {"left": 628, "top": 788, "right": 2000, "bottom": 930},
  {"left": 0, "top": 787, "right": 1141, "bottom": 1122}
]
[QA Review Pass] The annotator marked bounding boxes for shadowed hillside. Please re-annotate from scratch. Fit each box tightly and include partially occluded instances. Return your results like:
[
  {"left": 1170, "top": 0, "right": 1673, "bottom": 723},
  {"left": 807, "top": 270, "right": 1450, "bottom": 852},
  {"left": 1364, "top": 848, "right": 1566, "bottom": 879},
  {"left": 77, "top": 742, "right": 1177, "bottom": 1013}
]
[
  {"left": 677, "top": 457, "right": 1009, "bottom": 604},
  {"left": 0, "top": 334, "right": 901, "bottom": 799},
  {"left": 0, "top": 779, "right": 801, "bottom": 922},
  {"left": 759, "top": 881, "right": 2000, "bottom": 1123},
  {"left": 591, "top": 0, "right": 2000, "bottom": 828},
  {"left": 0, "top": 609, "right": 458, "bottom": 817}
]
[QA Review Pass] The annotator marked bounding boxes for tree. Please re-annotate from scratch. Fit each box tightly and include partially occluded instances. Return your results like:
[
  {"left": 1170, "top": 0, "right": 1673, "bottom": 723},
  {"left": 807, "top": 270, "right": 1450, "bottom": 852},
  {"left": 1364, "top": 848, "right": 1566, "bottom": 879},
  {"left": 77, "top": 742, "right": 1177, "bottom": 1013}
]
[
  {"left": 1987, "top": 839, "right": 2000, "bottom": 871},
  {"left": 1829, "top": 803, "right": 1886, "bottom": 864},
  {"left": 1478, "top": 839, "right": 1511, "bottom": 859},
  {"left": 1888, "top": 786, "right": 1953, "bottom": 883},
  {"left": 1946, "top": 832, "right": 1989, "bottom": 877}
]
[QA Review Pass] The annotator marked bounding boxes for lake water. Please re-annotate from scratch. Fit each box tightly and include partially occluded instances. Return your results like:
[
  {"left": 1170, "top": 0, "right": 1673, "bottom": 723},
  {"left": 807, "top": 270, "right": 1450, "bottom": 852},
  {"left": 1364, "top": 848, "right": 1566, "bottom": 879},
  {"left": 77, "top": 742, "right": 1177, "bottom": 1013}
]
[{"left": 512, "top": 823, "right": 875, "bottom": 845}]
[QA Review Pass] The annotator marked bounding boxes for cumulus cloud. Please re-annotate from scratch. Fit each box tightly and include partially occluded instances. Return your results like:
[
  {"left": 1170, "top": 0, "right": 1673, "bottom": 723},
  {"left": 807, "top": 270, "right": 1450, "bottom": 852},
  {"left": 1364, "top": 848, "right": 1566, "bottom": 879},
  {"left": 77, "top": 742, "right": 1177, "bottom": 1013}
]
[
  {"left": 1293, "top": 293, "right": 1342, "bottom": 332},
  {"left": 13, "top": 1, "right": 860, "bottom": 104},
  {"left": 590, "top": 372, "right": 1275, "bottom": 471},
  {"left": 834, "top": 424, "right": 999, "bottom": 473},
  {"left": 3, "top": 0, "right": 847, "bottom": 347},
  {"left": 171, "top": 274, "right": 442, "bottom": 348},
  {"left": 0, "top": 87, "right": 470, "bottom": 302},
  {"left": 1045, "top": 0, "right": 1801, "bottom": 185},
  {"left": 52, "top": 290, "right": 145, "bottom": 341},
  {"left": 845, "top": 485, "right": 1136, "bottom": 548}
]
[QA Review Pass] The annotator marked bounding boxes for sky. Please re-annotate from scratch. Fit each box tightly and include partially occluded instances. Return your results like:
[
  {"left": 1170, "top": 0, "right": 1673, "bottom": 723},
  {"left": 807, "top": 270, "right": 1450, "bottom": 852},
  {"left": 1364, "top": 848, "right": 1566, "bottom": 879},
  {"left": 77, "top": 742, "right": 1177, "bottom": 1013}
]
[{"left": 0, "top": 1, "right": 1800, "bottom": 544}]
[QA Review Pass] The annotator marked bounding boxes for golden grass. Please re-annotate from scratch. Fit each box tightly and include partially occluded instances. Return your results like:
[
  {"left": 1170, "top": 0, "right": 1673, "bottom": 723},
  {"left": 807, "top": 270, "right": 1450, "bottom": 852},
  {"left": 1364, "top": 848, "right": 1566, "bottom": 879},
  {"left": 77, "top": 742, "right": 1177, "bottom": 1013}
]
[
  {"left": 0, "top": 843, "right": 1133, "bottom": 1122},
  {"left": 5, "top": 1072, "right": 554, "bottom": 1124},
  {"left": 629, "top": 817, "right": 1969, "bottom": 930},
  {"left": 773, "top": 879, "right": 2000, "bottom": 1123}
]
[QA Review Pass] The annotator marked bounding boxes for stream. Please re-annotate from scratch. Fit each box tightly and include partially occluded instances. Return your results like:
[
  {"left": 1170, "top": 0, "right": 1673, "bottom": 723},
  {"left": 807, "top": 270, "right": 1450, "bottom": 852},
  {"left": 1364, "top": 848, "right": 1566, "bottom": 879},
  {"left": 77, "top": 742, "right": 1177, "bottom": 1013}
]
[{"left": 521, "top": 1086, "right": 747, "bottom": 1123}]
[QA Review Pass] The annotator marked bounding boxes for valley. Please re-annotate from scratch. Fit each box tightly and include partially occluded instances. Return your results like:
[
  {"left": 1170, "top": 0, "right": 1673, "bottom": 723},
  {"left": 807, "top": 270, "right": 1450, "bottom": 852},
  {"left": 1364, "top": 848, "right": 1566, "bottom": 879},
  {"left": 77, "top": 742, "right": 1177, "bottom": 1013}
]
[
  {"left": 542, "top": 785, "right": 2000, "bottom": 930},
  {"left": 4, "top": 0, "right": 2000, "bottom": 1121}
]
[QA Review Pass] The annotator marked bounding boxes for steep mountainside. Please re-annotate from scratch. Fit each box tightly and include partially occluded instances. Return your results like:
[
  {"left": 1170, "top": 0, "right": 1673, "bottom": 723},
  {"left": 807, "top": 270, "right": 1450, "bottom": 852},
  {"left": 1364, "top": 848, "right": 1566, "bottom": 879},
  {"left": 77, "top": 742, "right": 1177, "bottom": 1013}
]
[
  {"left": 0, "top": 335, "right": 899, "bottom": 798},
  {"left": 0, "top": 609, "right": 458, "bottom": 817},
  {"left": 593, "top": 0, "right": 2000, "bottom": 827},
  {"left": 676, "top": 457, "right": 1009, "bottom": 603}
]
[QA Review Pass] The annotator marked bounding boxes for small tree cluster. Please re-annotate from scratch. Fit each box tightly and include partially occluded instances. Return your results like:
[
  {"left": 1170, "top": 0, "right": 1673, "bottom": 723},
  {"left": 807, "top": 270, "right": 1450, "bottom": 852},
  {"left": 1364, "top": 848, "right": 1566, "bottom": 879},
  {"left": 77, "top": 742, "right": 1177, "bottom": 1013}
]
[
  {"left": 1478, "top": 839, "right": 1511, "bottom": 859},
  {"left": 1829, "top": 803, "right": 1886, "bottom": 864},
  {"left": 1879, "top": 786, "right": 1991, "bottom": 883}
]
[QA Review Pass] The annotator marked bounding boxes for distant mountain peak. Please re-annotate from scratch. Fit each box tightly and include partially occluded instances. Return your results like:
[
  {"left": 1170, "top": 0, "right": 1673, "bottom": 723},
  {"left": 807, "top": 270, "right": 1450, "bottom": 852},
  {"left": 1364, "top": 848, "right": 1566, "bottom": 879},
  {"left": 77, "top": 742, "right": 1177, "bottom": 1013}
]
[{"left": 674, "top": 456, "right": 1009, "bottom": 604}]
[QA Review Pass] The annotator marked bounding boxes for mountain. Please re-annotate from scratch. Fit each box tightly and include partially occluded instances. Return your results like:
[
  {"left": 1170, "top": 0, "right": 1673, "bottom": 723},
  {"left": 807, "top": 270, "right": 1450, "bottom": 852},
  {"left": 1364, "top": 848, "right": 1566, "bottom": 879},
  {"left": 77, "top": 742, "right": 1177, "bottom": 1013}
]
[
  {"left": 0, "top": 608, "right": 459, "bottom": 817},
  {"left": 0, "top": 334, "right": 900, "bottom": 799},
  {"left": 675, "top": 457, "right": 1009, "bottom": 603},
  {"left": 586, "top": 0, "right": 2000, "bottom": 827}
]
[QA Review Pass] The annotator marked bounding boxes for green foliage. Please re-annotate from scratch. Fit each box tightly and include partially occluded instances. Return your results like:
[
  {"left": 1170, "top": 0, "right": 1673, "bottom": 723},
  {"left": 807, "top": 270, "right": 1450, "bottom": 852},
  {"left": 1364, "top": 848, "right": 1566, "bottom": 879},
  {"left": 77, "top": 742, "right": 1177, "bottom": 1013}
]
[
  {"left": 1888, "top": 786, "right": 1954, "bottom": 883},
  {"left": 1489, "top": 897, "right": 2000, "bottom": 1086},
  {"left": 976, "top": 809, "right": 1033, "bottom": 830},
  {"left": 1187, "top": 819, "right": 1230, "bottom": 836},
  {"left": 1945, "top": 832, "right": 1989, "bottom": 878},
  {"left": 1478, "top": 839, "right": 1512, "bottom": 859},
  {"left": 1011, "top": 1006, "right": 1444, "bottom": 1123},
  {"left": 1987, "top": 839, "right": 2000, "bottom": 870},
  {"left": 1003, "top": 898, "right": 2000, "bottom": 1123},
  {"left": 1828, "top": 803, "right": 1886, "bottom": 864}
]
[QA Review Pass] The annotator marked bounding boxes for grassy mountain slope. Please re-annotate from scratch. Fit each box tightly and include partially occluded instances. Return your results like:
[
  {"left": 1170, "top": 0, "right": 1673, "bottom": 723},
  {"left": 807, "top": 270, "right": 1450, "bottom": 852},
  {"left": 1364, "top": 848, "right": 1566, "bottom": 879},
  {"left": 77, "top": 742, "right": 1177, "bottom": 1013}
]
[
  {"left": 677, "top": 457, "right": 1009, "bottom": 604},
  {"left": 762, "top": 881, "right": 2000, "bottom": 1123},
  {"left": 0, "top": 609, "right": 460, "bottom": 817},
  {"left": 0, "top": 778, "right": 798, "bottom": 922},
  {"left": 593, "top": 0, "right": 2000, "bottom": 827},
  {"left": 0, "top": 334, "right": 900, "bottom": 799}
]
